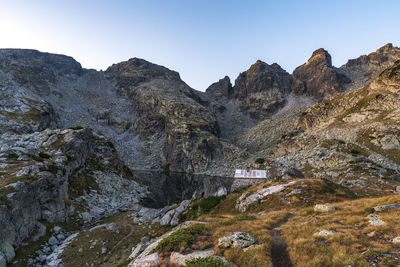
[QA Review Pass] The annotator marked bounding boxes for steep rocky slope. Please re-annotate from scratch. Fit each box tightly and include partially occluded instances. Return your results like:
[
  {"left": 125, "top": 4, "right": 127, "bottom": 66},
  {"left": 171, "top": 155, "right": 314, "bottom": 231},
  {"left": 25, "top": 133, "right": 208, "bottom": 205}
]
[
  {"left": 232, "top": 60, "right": 292, "bottom": 121},
  {"left": 339, "top": 43, "right": 400, "bottom": 91},
  {"left": 268, "top": 60, "right": 400, "bottom": 196},
  {"left": 0, "top": 49, "right": 247, "bottom": 174},
  {"left": 205, "top": 76, "right": 233, "bottom": 103}
]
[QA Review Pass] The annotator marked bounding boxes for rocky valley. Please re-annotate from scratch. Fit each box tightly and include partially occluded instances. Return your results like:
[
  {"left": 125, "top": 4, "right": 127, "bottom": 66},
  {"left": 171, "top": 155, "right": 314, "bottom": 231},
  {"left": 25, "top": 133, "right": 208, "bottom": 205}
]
[{"left": 1, "top": 43, "right": 400, "bottom": 266}]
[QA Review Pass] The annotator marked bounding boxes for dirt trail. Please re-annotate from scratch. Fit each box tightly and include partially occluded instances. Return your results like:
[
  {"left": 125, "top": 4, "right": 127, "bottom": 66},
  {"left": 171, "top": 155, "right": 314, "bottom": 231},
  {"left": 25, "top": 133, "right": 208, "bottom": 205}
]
[{"left": 269, "top": 214, "right": 295, "bottom": 267}]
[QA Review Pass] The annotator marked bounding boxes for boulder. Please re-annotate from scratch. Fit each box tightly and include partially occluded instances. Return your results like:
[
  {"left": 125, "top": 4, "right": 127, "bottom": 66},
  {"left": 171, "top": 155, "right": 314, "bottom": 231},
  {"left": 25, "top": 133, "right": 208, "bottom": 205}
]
[
  {"left": 170, "top": 249, "right": 215, "bottom": 266},
  {"left": 314, "top": 204, "right": 336, "bottom": 212},
  {"left": 218, "top": 232, "right": 256, "bottom": 248},
  {"left": 130, "top": 252, "right": 159, "bottom": 267},
  {"left": 235, "top": 181, "right": 296, "bottom": 212},
  {"left": 392, "top": 237, "right": 400, "bottom": 244},
  {"left": 48, "top": 236, "right": 59, "bottom": 246},
  {"left": 367, "top": 214, "right": 386, "bottom": 226},
  {"left": 373, "top": 203, "right": 400, "bottom": 212},
  {"left": 313, "top": 229, "right": 337, "bottom": 237}
]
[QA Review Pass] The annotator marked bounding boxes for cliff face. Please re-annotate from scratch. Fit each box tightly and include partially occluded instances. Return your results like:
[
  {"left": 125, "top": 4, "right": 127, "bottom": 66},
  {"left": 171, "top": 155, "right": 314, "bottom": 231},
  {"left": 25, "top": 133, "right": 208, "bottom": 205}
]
[
  {"left": 339, "top": 43, "right": 400, "bottom": 91},
  {"left": 104, "top": 58, "right": 229, "bottom": 173},
  {"left": 291, "top": 48, "right": 351, "bottom": 100},
  {"left": 271, "top": 60, "right": 400, "bottom": 197},
  {"left": 232, "top": 60, "right": 292, "bottom": 121},
  {"left": 205, "top": 76, "right": 233, "bottom": 102}
]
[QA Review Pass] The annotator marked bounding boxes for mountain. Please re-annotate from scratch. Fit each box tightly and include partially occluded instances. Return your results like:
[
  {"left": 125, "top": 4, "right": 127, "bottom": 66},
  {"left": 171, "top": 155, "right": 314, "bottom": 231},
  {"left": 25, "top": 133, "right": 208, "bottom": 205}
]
[
  {"left": 205, "top": 75, "right": 233, "bottom": 102},
  {"left": 231, "top": 60, "right": 292, "bottom": 121},
  {"left": 291, "top": 48, "right": 351, "bottom": 100},
  {"left": 339, "top": 43, "right": 400, "bottom": 91},
  {"left": 1, "top": 44, "right": 400, "bottom": 266}
]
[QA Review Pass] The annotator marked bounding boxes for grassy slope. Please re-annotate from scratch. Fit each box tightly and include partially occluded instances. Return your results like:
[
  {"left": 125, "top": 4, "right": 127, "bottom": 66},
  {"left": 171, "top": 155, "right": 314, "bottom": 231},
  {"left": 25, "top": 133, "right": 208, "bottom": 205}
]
[{"left": 161, "top": 178, "right": 400, "bottom": 267}]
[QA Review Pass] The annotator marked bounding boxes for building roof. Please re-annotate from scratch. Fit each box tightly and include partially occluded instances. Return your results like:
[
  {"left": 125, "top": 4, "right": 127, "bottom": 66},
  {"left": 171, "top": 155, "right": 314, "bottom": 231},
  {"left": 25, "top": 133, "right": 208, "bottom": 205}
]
[{"left": 234, "top": 169, "right": 266, "bottom": 179}]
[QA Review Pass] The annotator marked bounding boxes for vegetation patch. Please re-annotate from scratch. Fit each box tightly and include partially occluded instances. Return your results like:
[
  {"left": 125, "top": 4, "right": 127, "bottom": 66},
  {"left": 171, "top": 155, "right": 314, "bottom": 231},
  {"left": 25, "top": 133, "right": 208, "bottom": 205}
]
[
  {"left": 183, "top": 256, "right": 227, "bottom": 267},
  {"left": 155, "top": 224, "right": 208, "bottom": 253},
  {"left": 182, "top": 196, "right": 226, "bottom": 220}
]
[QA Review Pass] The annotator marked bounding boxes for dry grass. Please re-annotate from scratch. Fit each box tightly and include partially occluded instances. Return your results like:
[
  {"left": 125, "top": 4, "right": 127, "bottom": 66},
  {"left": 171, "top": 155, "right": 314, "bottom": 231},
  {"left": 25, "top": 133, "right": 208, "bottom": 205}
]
[
  {"left": 60, "top": 212, "right": 171, "bottom": 267},
  {"left": 177, "top": 178, "right": 400, "bottom": 266},
  {"left": 281, "top": 194, "right": 400, "bottom": 266}
]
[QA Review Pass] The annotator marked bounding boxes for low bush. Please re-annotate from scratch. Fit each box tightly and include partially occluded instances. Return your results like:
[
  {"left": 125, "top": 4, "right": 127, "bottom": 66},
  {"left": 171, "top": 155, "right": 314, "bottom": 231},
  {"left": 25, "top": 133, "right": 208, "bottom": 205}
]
[
  {"left": 155, "top": 224, "right": 207, "bottom": 253},
  {"left": 255, "top": 158, "right": 265, "bottom": 164}
]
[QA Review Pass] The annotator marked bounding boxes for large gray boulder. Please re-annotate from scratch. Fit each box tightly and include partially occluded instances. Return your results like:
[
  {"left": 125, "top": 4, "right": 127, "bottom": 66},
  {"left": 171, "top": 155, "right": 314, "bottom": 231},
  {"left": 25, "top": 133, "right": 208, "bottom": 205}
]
[{"left": 218, "top": 232, "right": 256, "bottom": 248}]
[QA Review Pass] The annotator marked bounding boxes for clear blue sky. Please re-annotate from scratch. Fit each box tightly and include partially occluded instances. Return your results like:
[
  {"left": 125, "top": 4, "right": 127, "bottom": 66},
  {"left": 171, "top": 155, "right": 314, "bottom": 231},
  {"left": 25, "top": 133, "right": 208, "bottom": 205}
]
[{"left": 1, "top": 0, "right": 400, "bottom": 91}]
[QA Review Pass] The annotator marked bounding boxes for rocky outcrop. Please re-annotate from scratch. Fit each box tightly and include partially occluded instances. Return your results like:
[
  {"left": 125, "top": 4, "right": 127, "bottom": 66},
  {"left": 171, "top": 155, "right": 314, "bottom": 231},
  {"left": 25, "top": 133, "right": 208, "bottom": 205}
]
[
  {"left": 0, "top": 128, "right": 147, "bottom": 264},
  {"left": 205, "top": 76, "right": 233, "bottom": 103},
  {"left": 0, "top": 49, "right": 247, "bottom": 175},
  {"left": 314, "top": 204, "right": 336, "bottom": 212},
  {"left": 235, "top": 181, "right": 297, "bottom": 212},
  {"left": 270, "top": 60, "right": 400, "bottom": 197},
  {"left": 217, "top": 232, "right": 256, "bottom": 248},
  {"left": 339, "top": 43, "right": 400, "bottom": 91},
  {"left": 130, "top": 200, "right": 191, "bottom": 226},
  {"left": 291, "top": 48, "right": 351, "bottom": 100},
  {"left": 105, "top": 58, "right": 230, "bottom": 173},
  {"left": 169, "top": 249, "right": 215, "bottom": 266},
  {"left": 232, "top": 60, "right": 292, "bottom": 120}
]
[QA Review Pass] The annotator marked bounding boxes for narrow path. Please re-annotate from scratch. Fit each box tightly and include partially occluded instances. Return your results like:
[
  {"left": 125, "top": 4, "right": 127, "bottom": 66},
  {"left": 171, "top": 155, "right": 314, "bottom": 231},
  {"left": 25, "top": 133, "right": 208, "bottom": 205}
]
[
  {"left": 269, "top": 214, "right": 295, "bottom": 267},
  {"left": 103, "top": 224, "right": 135, "bottom": 264}
]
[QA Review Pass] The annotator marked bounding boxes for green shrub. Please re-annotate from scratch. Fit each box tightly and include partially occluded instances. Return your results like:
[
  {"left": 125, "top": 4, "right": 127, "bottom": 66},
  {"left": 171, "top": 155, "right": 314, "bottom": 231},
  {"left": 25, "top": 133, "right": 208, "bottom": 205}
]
[
  {"left": 194, "top": 196, "right": 225, "bottom": 213},
  {"left": 39, "top": 152, "right": 51, "bottom": 159},
  {"left": 161, "top": 164, "right": 170, "bottom": 175},
  {"left": 183, "top": 256, "right": 227, "bottom": 267},
  {"left": 255, "top": 158, "right": 265, "bottom": 164},
  {"left": 6, "top": 153, "right": 19, "bottom": 160},
  {"left": 68, "top": 126, "right": 84, "bottom": 130},
  {"left": 350, "top": 149, "right": 361, "bottom": 156},
  {"left": 181, "top": 196, "right": 226, "bottom": 221},
  {"left": 364, "top": 207, "right": 375, "bottom": 214},
  {"left": 155, "top": 224, "right": 207, "bottom": 253}
]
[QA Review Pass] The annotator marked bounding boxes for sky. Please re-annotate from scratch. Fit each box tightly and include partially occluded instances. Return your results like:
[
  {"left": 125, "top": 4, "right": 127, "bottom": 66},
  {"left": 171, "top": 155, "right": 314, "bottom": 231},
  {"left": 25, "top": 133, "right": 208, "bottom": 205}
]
[{"left": 1, "top": 0, "right": 400, "bottom": 91}]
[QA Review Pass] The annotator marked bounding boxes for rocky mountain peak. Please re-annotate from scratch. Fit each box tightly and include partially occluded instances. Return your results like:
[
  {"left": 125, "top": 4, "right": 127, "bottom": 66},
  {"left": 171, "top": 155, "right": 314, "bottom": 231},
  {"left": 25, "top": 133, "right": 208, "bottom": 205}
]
[
  {"left": 291, "top": 48, "right": 349, "bottom": 100},
  {"left": 105, "top": 57, "right": 181, "bottom": 88},
  {"left": 205, "top": 75, "right": 233, "bottom": 102},
  {"left": 232, "top": 60, "right": 292, "bottom": 121},
  {"left": 307, "top": 48, "right": 332, "bottom": 67},
  {"left": 376, "top": 42, "right": 394, "bottom": 53},
  {"left": 339, "top": 43, "right": 400, "bottom": 91}
]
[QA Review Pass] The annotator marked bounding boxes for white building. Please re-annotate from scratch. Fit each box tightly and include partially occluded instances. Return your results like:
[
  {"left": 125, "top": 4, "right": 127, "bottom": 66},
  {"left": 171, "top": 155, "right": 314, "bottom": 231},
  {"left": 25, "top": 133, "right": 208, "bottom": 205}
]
[{"left": 234, "top": 169, "right": 266, "bottom": 179}]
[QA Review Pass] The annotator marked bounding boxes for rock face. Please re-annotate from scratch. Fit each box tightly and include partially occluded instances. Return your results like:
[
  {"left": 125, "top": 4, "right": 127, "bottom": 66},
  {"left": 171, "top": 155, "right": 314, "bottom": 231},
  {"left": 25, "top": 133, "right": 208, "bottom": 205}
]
[
  {"left": 271, "top": 59, "right": 400, "bottom": 197},
  {"left": 0, "top": 49, "right": 246, "bottom": 175},
  {"left": 104, "top": 58, "right": 235, "bottom": 173},
  {"left": 339, "top": 43, "right": 400, "bottom": 91},
  {"left": 0, "top": 127, "right": 147, "bottom": 264},
  {"left": 205, "top": 76, "right": 233, "bottom": 102},
  {"left": 291, "top": 48, "right": 351, "bottom": 100},
  {"left": 232, "top": 60, "right": 292, "bottom": 120}
]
